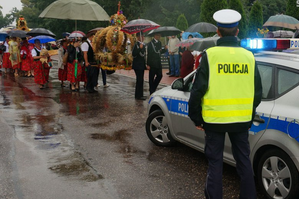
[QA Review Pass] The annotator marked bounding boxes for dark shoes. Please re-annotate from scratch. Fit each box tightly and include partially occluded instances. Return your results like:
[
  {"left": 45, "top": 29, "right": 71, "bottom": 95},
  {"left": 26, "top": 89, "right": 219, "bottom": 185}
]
[
  {"left": 87, "top": 89, "right": 98, "bottom": 93},
  {"left": 166, "top": 72, "right": 170, "bottom": 75},
  {"left": 135, "top": 96, "right": 147, "bottom": 100}
]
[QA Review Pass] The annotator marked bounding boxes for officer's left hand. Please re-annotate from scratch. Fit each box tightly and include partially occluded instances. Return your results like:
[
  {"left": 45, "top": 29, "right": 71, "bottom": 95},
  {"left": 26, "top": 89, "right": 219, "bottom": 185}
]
[{"left": 196, "top": 126, "right": 204, "bottom": 131}]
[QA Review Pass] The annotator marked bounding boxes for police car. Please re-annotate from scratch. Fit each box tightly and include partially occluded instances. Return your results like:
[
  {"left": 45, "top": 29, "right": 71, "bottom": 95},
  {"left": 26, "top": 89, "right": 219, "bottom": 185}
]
[{"left": 146, "top": 38, "right": 299, "bottom": 199}]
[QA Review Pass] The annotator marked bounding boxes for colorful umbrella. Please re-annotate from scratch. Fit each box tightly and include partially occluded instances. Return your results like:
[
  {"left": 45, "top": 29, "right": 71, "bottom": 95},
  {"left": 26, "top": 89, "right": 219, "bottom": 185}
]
[
  {"left": 176, "top": 38, "right": 203, "bottom": 48},
  {"left": 147, "top": 26, "right": 181, "bottom": 37},
  {"left": 182, "top": 32, "right": 203, "bottom": 40},
  {"left": 121, "top": 19, "right": 160, "bottom": 34},
  {"left": 28, "top": 35, "right": 56, "bottom": 44},
  {"left": 0, "top": 32, "right": 8, "bottom": 41},
  {"left": 186, "top": 22, "right": 217, "bottom": 33},
  {"left": 263, "top": 14, "right": 299, "bottom": 30},
  {"left": 27, "top": 28, "right": 56, "bottom": 37}
]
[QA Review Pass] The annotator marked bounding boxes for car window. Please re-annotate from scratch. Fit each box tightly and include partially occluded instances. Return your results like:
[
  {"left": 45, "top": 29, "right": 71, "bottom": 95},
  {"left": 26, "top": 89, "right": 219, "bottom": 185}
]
[
  {"left": 257, "top": 63, "right": 273, "bottom": 99},
  {"left": 278, "top": 68, "right": 299, "bottom": 95}
]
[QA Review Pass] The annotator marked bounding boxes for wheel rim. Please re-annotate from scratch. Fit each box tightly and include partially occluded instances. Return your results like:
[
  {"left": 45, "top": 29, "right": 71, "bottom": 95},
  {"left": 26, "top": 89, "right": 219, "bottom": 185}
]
[
  {"left": 261, "top": 156, "right": 292, "bottom": 199},
  {"left": 149, "top": 115, "right": 170, "bottom": 143}
]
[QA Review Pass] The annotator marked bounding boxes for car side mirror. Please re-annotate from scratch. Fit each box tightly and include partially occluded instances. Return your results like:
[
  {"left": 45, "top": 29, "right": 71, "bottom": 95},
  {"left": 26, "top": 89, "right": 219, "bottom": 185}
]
[{"left": 171, "top": 78, "right": 184, "bottom": 91}]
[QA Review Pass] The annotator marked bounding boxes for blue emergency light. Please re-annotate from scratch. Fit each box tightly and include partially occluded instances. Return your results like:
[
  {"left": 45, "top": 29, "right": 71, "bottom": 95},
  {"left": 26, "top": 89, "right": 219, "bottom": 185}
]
[{"left": 241, "top": 39, "right": 291, "bottom": 51}]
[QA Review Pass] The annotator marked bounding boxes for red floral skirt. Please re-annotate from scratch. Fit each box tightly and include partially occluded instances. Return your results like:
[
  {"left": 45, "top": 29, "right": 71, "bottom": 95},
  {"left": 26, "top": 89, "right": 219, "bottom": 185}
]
[
  {"left": 58, "top": 66, "right": 68, "bottom": 81},
  {"left": 67, "top": 61, "right": 82, "bottom": 83},
  {"left": 2, "top": 53, "right": 12, "bottom": 69},
  {"left": 33, "top": 61, "right": 50, "bottom": 85},
  {"left": 21, "top": 57, "right": 31, "bottom": 71}
]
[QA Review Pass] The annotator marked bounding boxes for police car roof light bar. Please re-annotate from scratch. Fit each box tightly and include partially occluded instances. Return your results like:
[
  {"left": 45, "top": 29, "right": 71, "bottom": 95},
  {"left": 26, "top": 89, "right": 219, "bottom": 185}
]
[{"left": 241, "top": 38, "right": 291, "bottom": 51}]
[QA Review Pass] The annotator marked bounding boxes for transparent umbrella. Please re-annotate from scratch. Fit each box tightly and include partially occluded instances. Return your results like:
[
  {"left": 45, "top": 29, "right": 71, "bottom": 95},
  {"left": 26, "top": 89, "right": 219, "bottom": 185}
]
[
  {"left": 263, "top": 14, "right": 299, "bottom": 30},
  {"left": 39, "top": 0, "right": 110, "bottom": 30}
]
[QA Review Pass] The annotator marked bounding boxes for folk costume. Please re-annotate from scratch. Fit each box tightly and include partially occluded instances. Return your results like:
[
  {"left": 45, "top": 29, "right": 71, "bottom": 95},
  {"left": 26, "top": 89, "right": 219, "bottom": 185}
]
[
  {"left": 20, "top": 40, "right": 32, "bottom": 74},
  {"left": 2, "top": 39, "right": 11, "bottom": 70},
  {"left": 32, "top": 46, "right": 50, "bottom": 88},
  {"left": 9, "top": 40, "right": 21, "bottom": 71},
  {"left": 58, "top": 45, "right": 68, "bottom": 84},
  {"left": 67, "top": 44, "right": 83, "bottom": 84}
]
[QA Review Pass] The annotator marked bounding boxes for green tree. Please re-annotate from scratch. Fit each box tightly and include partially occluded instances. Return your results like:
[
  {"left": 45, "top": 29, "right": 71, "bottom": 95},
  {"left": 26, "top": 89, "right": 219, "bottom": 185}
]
[
  {"left": 248, "top": 1, "right": 263, "bottom": 38},
  {"left": 176, "top": 14, "right": 188, "bottom": 31},
  {"left": 286, "top": 0, "right": 299, "bottom": 20},
  {"left": 229, "top": 0, "right": 247, "bottom": 38},
  {"left": 199, "top": 0, "right": 227, "bottom": 24}
]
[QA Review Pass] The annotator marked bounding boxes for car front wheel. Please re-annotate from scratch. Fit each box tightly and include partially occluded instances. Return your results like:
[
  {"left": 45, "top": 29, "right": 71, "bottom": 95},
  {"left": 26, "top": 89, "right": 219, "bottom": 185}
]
[
  {"left": 257, "top": 149, "right": 299, "bottom": 199},
  {"left": 145, "top": 110, "right": 176, "bottom": 146}
]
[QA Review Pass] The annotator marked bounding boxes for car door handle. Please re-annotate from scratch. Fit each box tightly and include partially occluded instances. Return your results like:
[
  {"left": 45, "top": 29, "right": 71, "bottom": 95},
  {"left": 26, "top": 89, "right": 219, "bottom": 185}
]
[{"left": 254, "top": 115, "right": 265, "bottom": 123}]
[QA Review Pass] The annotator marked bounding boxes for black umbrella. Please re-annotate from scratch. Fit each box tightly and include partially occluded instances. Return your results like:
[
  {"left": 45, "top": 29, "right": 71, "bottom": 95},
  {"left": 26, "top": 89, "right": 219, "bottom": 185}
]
[
  {"left": 186, "top": 22, "right": 217, "bottom": 33},
  {"left": 8, "top": 30, "right": 27, "bottom": 38},
  {"left": 147, "top": 26, "right": 181, "bottom": 37},
  {"left": 27, "top": 28, "right": 56, "bottom": 37}
]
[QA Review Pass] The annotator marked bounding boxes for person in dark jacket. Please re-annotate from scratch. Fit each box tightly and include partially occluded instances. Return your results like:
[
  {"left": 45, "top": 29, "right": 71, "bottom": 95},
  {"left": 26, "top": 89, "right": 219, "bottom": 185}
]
[
  {"left": 67, "top": 39, "right": 83, "bottom": 91},
  {"left": 188, "top": 9, "right": 262, "bottom": 199},
  {"left": 146, "top": 33, "right": 166, "bottom": 94},
  {"left": 132, "top": 32, "right": 147, "bottom": 100}
]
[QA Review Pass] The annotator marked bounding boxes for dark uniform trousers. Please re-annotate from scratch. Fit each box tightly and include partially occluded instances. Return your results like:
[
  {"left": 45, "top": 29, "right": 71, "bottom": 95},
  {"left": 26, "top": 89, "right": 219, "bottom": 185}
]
[
  {"left": 86, "top": 65, "right": 99, "bottom": 91},
  {"left": 204, "top": 130, "right": 256, "bottom": 199},
  {"left": 149, "top": 67, "right": 162, "bottom": 94},
  {"left": 134, "top": 69, "right": 144, "bottom": 98}
]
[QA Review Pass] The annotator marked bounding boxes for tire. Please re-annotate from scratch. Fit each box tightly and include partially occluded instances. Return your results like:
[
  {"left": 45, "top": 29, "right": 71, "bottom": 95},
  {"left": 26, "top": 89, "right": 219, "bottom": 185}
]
[
  {"left": 257, "top": 149, "right": 299, "bottom": 199},
  {"left": 145, "top": 110, "right": 176, "bottom": 146}
]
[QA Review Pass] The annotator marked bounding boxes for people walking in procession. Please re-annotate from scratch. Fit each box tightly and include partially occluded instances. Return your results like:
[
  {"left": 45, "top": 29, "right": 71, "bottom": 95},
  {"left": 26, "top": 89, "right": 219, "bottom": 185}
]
[
  {"left": 132, "top": 32, "right": 146, "bottom": 100},
  {"left": 20, "top": 38, "right": 33, "bottom": 77},
  {"left": 67, "top": 39, "right": 83, "bottom": 92},
  {"left": 2, "top": 36, "right": 12, "bottom": 73},
  {"left": 188, "top": 9, "right": 262, "bottom": 199},
  {"left": 82, "top": 32, "right": 99, "bottom": 93},
  {"left": 58, "top": 39, "right": 68, "bottom": 87},
  {"left": 146, "top": 33, "right": 166, "bottom": 94},
  {"left": 31, "top": 39, "right": 51, "bottom": 89},
  {"left": 9, "top": 37, "right": 21, "bottom": 77}
]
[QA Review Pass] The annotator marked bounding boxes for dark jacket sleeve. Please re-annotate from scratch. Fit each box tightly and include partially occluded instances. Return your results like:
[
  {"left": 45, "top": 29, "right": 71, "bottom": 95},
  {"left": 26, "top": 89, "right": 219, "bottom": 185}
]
[{"left": 188, "top": 52, "right": 209, "bottom": 127}]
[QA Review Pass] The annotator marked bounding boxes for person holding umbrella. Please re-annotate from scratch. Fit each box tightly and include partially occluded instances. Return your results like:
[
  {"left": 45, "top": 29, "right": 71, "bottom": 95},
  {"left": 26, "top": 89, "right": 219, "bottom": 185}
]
[
  {"left": 132, "top": 32, "right": 146, "bottom": 100},
  {"left": 20, "top": 38, "right": 32, "bottom": 77},
  {"left": 67, "top": 38, "right": 83, "bottom": 92},
  {"left": 146, "top": 33, "right": 166, "bottom": 94}
]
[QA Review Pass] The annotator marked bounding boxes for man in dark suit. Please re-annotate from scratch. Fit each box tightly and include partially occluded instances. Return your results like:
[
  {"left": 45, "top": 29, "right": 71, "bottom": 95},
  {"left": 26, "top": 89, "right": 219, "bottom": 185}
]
[
  {"left": 132, "top": 32, "right": 147, "bottom": 100},
  {"left": 146, "top": 33, "right": 166, "bottom": 94}
]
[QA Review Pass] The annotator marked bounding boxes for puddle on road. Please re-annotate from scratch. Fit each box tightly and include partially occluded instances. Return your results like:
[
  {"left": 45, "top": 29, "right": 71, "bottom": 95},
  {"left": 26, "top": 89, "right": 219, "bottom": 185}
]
[
  {"left": 49, "top": 151, "right": 103, "bottom": 182},
  {"left": 90, "top": 129, "right": 131, "bottom": 143}
]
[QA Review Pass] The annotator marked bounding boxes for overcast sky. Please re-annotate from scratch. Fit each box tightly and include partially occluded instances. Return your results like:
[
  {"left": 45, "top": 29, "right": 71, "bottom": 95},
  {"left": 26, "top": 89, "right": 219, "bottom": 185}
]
[{"left": 1, "top": 0, "right": 23, "bottom": 16}]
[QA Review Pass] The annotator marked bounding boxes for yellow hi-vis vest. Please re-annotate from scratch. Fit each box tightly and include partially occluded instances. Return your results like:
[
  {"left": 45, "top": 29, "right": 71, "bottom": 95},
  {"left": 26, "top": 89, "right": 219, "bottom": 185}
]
[{"left": 203, "top": 46, "right": 255, "bottom": 124}]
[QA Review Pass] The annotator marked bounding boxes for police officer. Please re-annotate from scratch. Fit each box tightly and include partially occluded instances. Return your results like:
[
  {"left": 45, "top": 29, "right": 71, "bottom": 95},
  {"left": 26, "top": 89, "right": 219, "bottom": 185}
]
[{"left": 188, "top": 9, "right": 262, "bottom": 199}]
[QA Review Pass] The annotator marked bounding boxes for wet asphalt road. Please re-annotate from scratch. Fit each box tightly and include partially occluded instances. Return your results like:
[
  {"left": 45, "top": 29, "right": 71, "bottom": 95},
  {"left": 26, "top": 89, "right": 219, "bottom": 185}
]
[{"left": 0, "top": 65, "right": 267, "bottom": 199}]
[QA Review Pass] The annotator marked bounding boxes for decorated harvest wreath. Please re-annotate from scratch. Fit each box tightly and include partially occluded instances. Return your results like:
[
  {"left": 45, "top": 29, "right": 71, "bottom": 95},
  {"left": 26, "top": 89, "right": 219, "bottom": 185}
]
[
  {"left": 93, "top": 2, "right": 135, "bottom": 70},
  {"left": 17, "top": 15, "right": 30, "bottom": 32}
]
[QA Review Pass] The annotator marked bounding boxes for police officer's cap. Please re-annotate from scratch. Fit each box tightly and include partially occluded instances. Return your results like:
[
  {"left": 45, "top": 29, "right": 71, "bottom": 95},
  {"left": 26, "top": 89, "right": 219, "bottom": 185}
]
[{"left": 213, "top": 9, "right": 241, "bottom": 28}]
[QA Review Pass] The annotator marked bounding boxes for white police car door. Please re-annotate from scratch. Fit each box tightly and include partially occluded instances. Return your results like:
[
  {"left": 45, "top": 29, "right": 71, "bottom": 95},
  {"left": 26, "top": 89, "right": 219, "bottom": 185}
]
[
  {"left": 223, "top": 62, "right": 275, "bottom": 161},
  {"left": 169, "top": 78, "right": 205, "bottom": 151}
]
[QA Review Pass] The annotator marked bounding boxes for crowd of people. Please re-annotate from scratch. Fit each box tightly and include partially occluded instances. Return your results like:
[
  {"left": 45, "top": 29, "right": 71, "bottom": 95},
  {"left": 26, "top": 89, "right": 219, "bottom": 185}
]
[{"left": 0, "top": 32, "right": 109, "bottom": 92}]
